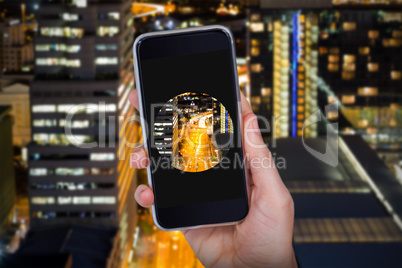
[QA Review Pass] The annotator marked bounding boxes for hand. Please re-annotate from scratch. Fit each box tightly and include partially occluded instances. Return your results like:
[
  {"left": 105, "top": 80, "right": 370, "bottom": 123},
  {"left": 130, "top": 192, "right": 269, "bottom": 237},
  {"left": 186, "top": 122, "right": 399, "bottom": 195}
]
[{"left": 129, "top": 91, "right": 297, "bottom": 268}]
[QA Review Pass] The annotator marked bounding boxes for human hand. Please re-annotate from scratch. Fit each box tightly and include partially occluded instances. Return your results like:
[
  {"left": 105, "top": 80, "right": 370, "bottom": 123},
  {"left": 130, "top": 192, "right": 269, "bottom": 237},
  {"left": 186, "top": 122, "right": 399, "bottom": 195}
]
[{"left": 129, "top": 90, "right": 297, "bottom": 268}]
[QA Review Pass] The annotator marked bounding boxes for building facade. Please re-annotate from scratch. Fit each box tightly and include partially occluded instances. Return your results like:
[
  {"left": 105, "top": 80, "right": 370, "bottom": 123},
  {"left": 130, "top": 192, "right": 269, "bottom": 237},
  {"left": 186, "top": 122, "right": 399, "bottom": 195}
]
[
  {"left": 0, "top": 20, "right": 34, "bottom": 73},
  {"left": 28, "top": 0, "right": 137, "bottom": 266},
  {"left": 317, "top": 9, "right": 402, "bottom": 149},
  {"left": 246, "top": 0, "right": 402, "bottom": 139},
  {"left": 0, "top": 83, "right": 31, "bottom": 146}
]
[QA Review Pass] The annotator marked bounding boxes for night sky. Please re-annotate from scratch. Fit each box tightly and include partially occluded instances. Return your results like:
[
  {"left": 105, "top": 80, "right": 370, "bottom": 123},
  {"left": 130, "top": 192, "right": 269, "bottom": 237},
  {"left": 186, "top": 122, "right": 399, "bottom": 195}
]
[{"left": 1, "top": 0, "right": 41, "bottom": 18}]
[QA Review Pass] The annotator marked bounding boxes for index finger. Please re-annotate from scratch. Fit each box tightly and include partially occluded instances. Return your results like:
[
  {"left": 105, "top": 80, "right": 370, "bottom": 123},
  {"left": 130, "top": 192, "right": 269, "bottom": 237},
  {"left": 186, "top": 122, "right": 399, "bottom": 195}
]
[{"left": 129, "top": 90, "right": 139, "bottom": 111}]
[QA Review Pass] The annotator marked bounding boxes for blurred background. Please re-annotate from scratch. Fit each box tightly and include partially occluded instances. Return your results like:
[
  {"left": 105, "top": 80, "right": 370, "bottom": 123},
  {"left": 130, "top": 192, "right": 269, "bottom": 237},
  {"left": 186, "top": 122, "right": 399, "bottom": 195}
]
[{"left": 0, "top": 0, "right": 401, "bottom": 267}]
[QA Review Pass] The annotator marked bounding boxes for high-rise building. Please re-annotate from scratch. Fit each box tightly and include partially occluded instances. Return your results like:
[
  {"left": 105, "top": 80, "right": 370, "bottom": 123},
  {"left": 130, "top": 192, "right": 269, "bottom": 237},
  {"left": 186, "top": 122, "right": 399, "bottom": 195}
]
[
  {"left": 248, "top": 9, "right": 320, "bottom": 138},
  {"left": 28, "top": 0, "right": 137, "bottom": 266},
  {"left": 246, "top": 0, "right": 401, "bottom": 139},
  {"left": 0, "top": 19, "right": 34, "bottom": 73},
  {"left": 317, "top": 9, "right": 402, "bottom": 149},
  {"left": 0, "top": 106, "right": 16, "bottom": 237}
]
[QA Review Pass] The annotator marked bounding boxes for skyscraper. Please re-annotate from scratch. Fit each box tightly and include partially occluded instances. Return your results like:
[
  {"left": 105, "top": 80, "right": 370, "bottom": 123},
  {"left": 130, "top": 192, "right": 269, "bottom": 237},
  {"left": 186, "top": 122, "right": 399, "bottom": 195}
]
[
  {"left": 28, "top": 0, "right": 137, "bottom": 266},
  {"left": 0, "top": 19, "right": 34, "bottom": 74},
  {"left": 317, "top": 9, "right": 402, "bottom": 148},
  {"left": 247, "top": 7, "right": 322, "bottom": 138}
]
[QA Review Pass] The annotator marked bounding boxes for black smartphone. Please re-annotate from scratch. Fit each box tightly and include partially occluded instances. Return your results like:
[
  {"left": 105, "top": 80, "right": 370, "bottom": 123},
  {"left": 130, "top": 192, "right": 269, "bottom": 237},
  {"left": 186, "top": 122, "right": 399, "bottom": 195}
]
[{"left": 133, "top": 26, "right": 249, "bottom": 230}]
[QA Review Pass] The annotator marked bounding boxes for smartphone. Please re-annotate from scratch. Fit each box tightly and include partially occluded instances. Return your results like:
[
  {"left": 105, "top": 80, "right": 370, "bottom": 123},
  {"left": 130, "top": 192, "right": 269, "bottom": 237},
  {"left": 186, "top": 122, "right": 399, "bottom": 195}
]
[{"left": 133, "top": 26, "right": 249, "bottom": 231}]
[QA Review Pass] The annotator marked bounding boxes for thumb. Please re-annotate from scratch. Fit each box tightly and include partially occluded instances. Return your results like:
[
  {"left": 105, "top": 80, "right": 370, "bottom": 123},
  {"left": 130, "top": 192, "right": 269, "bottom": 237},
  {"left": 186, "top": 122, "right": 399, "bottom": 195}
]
[
  {"left": 242, "top": 113, "right": 292, "bottom": 213},
  {"left": 243, "top": 113, "right": 281, "bottom": 190}
]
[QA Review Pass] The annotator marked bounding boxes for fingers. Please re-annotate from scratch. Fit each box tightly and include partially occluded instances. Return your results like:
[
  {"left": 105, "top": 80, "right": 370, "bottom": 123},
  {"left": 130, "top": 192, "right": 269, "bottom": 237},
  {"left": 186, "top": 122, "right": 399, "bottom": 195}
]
[
  {"left": 240, "top": 92, "right": 252, "bottom": 117},
  {"left": 135, "top": 184, "right": 154, "bottom": 207},
  {"left": 129, "top": 90, "right": 139, "bottom": 110},
  {"left": 243, "top": 112, "right": 287, "bottom": 197},
  {"left": 130, "top": 146, "right": 150, "bottom": 169}
]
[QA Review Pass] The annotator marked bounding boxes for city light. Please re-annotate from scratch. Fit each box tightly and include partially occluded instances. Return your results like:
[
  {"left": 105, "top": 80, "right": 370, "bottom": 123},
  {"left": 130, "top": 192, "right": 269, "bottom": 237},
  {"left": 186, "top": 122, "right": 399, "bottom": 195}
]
[{"left": 0, "top": 0, "right": 401, "bottom": 267}]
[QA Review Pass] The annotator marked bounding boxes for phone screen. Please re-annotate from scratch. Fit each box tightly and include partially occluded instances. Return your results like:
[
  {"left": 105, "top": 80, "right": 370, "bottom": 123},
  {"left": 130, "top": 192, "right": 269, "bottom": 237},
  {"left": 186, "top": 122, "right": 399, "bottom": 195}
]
[{"left": 137, "top": 29, "right": 248, "bottom": 228}]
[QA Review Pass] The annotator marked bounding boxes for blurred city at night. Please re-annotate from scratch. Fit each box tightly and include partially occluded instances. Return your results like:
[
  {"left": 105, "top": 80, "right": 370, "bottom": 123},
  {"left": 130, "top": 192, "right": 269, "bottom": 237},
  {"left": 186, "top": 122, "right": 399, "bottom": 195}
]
[{"left": 0, "top": 0, "right": 401, "bottom": 267}]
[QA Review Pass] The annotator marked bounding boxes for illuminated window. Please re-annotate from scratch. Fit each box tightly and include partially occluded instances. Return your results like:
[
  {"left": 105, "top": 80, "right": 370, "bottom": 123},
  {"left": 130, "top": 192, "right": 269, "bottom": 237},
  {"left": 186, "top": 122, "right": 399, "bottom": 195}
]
[
  {"left": 107, "top": 12, "right": 120, "bottom": 20},
  {"left": 66, "top": 59, "right": 81, "bottom": 67},
  {"left": 33, "top": 119, "right": 57, "bottom": 127},
  {"left": 40, "top": 27, "right": 63, "bottom": 37},
  {"left": 342, "top": 72, "right": 355, "bottom": 80},
  {"left": 62, "top": 13, "right": 79, "bottom": 21},
  {"left": 392, "top": 30, "right": 402, "bottom": 38},
  {"left": 74, "top": 0, "right": 87, "bottom": 8},
  {"left": 367, "top": 63, "right": 379, "bottom": 72},
  {"left": 33, "top": 134, "right": 71, "bottom": 146},
  {"left": 358, "top": 119, "right": 369, "bottom": 128},
  {"left": 57, "top": 104, "right": 75, "bottom": 113},
  {"left": 36, "top": 58, "right": 81, "bottom": 67},
  {"left": 342, "top": 95, "right": 355, "bottom": 104},
  {"left": 368, "top": 30, "right": 379, "bottom": 39},
  {"left": 358, "top": 87, "right": 378, "bottom": 96},
  {"left": 30, "top": 168, "right": 48, "bottom": 176},
  {"left": 65, "top": 28, "right": 84, "bottom": 38},
  {"left": 97, "top": 26, "right": 119, "bottom": 37},
  {"left": 391, "top": 70, "right": 402, "bottom": 80},
  {"left": 342, "top": 22, "right": 356, "bottom": 31},
  {"left": 358, "top": 47, "right": 370, "bottom": 55},
  {"left": 90, "top": 153, "right": 115, "bottom": 161},
  {"left": 35, "top": 44, "right": 81, "bottom": 53},
  {"left": 251, "top": 39, "right": 261, "bottom": 46},
  {"left": 383, "top": 38, "right": 401, "bottom": 47},
  {"left": 343, "top": 63, "right": 355, "bottom": 72},
  {"left": 95, "top": 44, "right": 118, "bottom": 51},
  {"left": 343, "top": 55, "right": 356, "bottom": 63},
  {"left": 67, "top": 45, "right": 81, "bottom": 53},
  {"left": 328, "top": 63, "right": 339, "bottom": 72},
  {"left": 251, "top": 96, "right": 261, "bottom": 105},
  {"left": 31, "top": 197, "right": 55, "bottom": 205},
  {"left": 251, "top": 63, "right": 262, "bottom": 73},
  {"left": 250, "top": 22, "right": 264, "bottom": 32},
  {"left": 55, "top": 168, "right": 86, "bottom": 176},
  {"left": 32, "top": 105, "right": 56, "bottom": 113},
  {"left": 319, "top": 47, "right": 328, "bottom": 55},
  {"left": 35, "top": 44, "right": 51, "bottom": 51},
  {"left": 251, "top": 47, "right": 260, "bottom": 56},
  {"left": 329, "top": 47, "right": 340, "bottom": 54},
  {"left": 60, "top": 120, "right": 89, "bottom": 128},
  {"left": 328, "top": 55, "right": 339, "bottom": 63},
  {"left": 92, "top": 196, "right": 116, "bottom": 204},
  {"left": 40, "top": 27, "right": 84, "bottom": 38},
  {"left": 91, "top": 168, "right": 114, "bottom": 175},
  {"left": 261, "top": 88, "right": 271, "bottom": 97},
  {"left": 33, "top": 133, "right": 48, "bottom": 145},
  {"left": 73, "top": 196, "right": 91, "bottom": 204},
  {"left": 320, "top": 32, "right": 329, "bottom": 40},
  {"left": 250, "top": 13, "right": 260, "bottom": 22},
  {"left": 95, "top": 57, "right": 118, "bottom": 65},
  {"left": 58, "top": 196, "right": 72, "bottom": 205}
]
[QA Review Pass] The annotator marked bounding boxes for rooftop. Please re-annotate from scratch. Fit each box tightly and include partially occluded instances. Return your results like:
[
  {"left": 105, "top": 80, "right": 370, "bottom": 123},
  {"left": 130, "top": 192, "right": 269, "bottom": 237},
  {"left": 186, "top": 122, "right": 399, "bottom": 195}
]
[{"left": 3, "top": 225, "right": 117, "bottom": 268}]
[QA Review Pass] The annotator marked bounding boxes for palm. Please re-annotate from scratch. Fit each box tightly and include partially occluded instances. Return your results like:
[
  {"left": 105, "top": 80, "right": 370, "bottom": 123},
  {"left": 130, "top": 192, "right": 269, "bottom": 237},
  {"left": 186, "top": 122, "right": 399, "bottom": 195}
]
[{"left": 183, "top": 184, "right": 295, "bottom": 268}]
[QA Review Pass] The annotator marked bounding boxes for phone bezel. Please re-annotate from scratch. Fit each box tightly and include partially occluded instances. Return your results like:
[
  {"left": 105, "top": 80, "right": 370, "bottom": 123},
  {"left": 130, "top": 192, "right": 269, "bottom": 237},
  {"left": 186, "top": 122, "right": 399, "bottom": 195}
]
[{"left": 132, "top": 25, "right": 250, "bottom": 231}]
